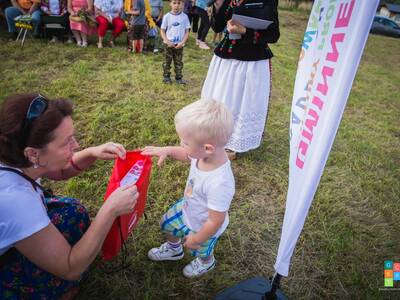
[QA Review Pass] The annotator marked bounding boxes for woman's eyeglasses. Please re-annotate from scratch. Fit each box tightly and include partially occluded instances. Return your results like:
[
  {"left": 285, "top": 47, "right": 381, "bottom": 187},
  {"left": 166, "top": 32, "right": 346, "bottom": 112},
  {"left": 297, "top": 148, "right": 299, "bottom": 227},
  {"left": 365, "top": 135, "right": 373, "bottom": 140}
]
[{"left": 20, "top": 94, "right": 49, "bottom": 147}]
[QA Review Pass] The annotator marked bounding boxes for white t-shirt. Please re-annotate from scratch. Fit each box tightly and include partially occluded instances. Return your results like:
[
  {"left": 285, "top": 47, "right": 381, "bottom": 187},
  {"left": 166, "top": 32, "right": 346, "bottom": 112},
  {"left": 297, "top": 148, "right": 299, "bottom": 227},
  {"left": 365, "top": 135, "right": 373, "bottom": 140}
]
[
  {"left": 161, "top": 11, "right": 191, "bottom": 44},
  {"left": 0, "top": 167, "right": 50, "bottom": 255},
  {"left": 182, "top": 158, "right": 235, "bottom": 238}
]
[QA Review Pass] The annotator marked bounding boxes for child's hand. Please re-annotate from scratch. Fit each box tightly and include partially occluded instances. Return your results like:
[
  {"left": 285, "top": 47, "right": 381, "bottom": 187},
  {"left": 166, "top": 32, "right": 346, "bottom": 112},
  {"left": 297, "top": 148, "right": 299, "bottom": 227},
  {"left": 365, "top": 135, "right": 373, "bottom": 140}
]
[
  {"left": 141, "top": 146, "right": 169, "bottom": 167},
  {"left": 183, "top": 234, "right": 201, "bottom": 250},
  {"left": 163, "top": 40, "right": 175, "bottom": 48},
  {"left": 175, "top": 42, "right": 185, "bottom": 49}
]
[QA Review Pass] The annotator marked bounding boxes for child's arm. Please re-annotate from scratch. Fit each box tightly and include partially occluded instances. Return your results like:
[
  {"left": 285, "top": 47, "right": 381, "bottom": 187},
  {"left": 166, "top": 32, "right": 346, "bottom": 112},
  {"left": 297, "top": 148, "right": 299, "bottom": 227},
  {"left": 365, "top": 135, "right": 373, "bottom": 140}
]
[
  {"left": 141, "top": 146, "right": 190, "bottom": 166},
  {"left": 160, "top": 28, "right": 174, "bottom": 48},
  {"left": 184, "top": 209, "right": 226, "bottom": 248},
  {"left": 175, "top": 29, "right": 189, "bottom": 49}
]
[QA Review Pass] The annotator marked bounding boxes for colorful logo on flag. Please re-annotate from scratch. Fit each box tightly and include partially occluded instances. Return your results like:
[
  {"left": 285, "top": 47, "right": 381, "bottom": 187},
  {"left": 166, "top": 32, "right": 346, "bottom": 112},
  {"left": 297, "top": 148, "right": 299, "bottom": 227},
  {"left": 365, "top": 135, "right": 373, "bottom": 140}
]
[{"left": 384, "top": 260, "right": 400, "bottom": 287}]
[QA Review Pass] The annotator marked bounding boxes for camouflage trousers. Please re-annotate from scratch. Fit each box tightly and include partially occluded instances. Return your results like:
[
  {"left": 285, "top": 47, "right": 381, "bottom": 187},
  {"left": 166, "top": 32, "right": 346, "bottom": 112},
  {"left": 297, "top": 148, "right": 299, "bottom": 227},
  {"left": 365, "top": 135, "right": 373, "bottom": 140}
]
[{"left": 163, "top": 47, "right": 184, "bottom": 80}]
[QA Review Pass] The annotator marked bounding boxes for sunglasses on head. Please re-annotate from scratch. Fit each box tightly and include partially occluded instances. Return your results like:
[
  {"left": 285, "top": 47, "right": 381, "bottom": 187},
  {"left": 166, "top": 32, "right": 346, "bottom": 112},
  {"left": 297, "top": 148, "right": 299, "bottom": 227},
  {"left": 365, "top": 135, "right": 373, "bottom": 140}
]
[{"left": 20, "top": 94, "right": 49, "bottom": 147}]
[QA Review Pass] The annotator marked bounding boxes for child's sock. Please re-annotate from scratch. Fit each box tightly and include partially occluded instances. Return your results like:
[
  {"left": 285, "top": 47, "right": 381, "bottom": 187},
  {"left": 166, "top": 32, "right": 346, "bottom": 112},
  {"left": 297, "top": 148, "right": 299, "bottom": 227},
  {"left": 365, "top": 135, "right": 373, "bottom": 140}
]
[
  {"left": 199, "top": 256, "right": 215, "bottom": 265},
  {"left": 167, "top": 239, "right": 182, "bottom": 250}
]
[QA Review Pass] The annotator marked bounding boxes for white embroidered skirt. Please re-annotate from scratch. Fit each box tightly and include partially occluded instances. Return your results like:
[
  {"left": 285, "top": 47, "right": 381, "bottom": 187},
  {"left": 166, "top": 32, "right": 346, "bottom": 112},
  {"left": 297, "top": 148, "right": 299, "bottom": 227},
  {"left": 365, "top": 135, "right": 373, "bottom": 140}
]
[{"left": 201, "top": 55, "right": 271, "bottom": 153}]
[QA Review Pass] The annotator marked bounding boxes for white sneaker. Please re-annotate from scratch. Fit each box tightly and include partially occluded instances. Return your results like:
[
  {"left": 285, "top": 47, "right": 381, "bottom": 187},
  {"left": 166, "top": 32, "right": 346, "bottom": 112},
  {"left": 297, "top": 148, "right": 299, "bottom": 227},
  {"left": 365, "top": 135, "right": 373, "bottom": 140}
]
[
  {"left": 195, "top": 39, "right": 201, "bottom": 45},
  {"left": 49, "top": 36, "right": 58, "bottom": 43},
  {"left": 81, "top": 41, "right": 88, "bottom": 48},
  {"left": 182, "top": 257, "right": 216, "bottom": 278},
  {"left": 77, "top": 41, "right": 82, "bottom": 47},
  {"left": 198, "top": 41, "right": 210, "bottom": 50},
  {"left": 148, "top": 242, "right": 184, "bottom": 261}
]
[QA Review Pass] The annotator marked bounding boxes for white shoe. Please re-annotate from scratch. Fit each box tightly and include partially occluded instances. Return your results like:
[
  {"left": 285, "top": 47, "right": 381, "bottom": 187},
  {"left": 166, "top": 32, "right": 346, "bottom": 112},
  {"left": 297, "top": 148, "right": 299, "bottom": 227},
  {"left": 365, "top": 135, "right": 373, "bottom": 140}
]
[
  {"left": 183, "top": 257, "right": 216, "bottom": 278},
  {"left": 81, "top": 41, "right": 88, "bottom": 48},
  {"left": 195, "top": 39, "right": 200, "bottom": 45},
  {"left": 49, "top": 36, "right": 58, "bottom": 43},
  {"left": 148, "top": 242, "right": 184, "bottom": 261},
  {"left": 77, "top": 41, "right": 82, "bottom": 47},
  {"left": 198, "top": 41, "right": 210, "bottom": 50}
]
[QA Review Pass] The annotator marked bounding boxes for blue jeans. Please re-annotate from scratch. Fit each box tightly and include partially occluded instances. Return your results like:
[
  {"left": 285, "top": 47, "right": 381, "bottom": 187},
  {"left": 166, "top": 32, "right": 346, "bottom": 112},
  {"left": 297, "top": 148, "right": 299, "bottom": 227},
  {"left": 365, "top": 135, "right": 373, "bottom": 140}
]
[{"left": 5, "top": 7, "right": 41, "bottom": 35}]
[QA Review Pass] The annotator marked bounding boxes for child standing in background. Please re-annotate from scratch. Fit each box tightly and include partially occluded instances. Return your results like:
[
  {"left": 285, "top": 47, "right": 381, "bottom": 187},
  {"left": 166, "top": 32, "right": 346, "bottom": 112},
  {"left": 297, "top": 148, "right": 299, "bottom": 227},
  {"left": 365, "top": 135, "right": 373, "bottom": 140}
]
[
  {"left": 160, "top": 0, "right": 190, "bottom": 84},
  {"left": 128, "top": 0, "right": 146, "bottom": 53}
]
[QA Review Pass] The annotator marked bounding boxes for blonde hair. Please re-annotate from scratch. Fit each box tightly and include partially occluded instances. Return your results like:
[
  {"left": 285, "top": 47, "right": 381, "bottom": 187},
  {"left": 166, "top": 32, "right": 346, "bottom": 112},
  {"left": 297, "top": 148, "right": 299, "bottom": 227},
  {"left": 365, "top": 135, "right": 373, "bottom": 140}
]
[{"left": 174, "top": 99, "right": 234, "bottom": 146}]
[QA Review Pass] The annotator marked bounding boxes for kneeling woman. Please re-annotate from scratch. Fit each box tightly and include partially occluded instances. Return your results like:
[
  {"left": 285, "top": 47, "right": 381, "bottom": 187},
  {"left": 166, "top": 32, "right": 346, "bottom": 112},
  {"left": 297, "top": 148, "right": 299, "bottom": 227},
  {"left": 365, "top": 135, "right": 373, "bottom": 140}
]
[{"left": 0, "top": 93, "right": 138, "bottom": 299}]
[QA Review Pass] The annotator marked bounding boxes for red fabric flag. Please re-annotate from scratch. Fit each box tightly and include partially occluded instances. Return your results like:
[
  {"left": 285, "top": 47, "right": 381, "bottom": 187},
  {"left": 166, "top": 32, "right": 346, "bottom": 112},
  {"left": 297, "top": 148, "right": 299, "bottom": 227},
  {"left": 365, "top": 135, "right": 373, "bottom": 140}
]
[{"left": 102, "top": 151, "right": 152, "bottom": 260}]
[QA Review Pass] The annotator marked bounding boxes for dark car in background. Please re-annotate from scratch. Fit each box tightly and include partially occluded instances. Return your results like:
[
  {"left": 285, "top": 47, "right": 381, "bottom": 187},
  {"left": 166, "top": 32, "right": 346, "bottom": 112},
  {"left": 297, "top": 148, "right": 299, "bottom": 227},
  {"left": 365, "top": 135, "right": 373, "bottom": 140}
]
[{"left": 370, "top": 15, "right": 400, "bottom": 38}]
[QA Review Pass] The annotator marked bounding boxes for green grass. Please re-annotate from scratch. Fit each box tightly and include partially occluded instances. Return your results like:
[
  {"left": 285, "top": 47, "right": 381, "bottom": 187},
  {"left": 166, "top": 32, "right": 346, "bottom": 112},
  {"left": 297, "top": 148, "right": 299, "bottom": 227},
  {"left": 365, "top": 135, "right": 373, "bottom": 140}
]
[{"left": 1, "top": 8, "right": 399, "bottom": 299}]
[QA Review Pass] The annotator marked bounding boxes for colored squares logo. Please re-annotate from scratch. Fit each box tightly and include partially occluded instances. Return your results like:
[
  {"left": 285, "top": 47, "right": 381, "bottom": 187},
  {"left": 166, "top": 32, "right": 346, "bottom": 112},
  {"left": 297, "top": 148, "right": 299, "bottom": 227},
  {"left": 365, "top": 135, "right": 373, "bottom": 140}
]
[
  {"left": 385, "top": 260, "right": 393, "bottom": 269},
  {"left": 394, "top": 272, "right": 400, "bottom": 281},
  {"left": 385, "top": 278, "right": 394, "bottom": 287},
  {"left": 385, "top": 270, "right": 394, "bottom": 278},
  {"left": 394, "top": 263, "right": 400, "bottom": 272}
]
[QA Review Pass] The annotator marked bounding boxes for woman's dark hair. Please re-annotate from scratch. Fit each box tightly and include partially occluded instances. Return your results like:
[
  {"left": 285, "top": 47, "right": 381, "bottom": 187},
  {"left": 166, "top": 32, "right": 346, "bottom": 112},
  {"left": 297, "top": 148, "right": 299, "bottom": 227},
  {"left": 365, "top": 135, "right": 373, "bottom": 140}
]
[{"left": 0, "top": 93, "right": 73, "bottom": 168}]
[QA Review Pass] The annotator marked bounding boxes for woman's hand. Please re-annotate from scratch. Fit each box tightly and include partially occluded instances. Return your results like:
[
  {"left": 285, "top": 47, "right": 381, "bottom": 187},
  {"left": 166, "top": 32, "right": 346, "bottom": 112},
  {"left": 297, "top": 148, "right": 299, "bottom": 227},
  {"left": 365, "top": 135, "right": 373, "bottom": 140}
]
[
  {"left": 183, "top": 234, "right": 201, "bottom": 250},
  {"left": 91, "top": 142, "right": 126, "bottom": 160},
  {"left": 141, "top": 146, "right": 169, "bottom": 166},
  {"left": 227, "top": 19, "right": 246, "bottom": 35},
  {"left": 105, "top": 183, "right": 139, "bottom": 217}
]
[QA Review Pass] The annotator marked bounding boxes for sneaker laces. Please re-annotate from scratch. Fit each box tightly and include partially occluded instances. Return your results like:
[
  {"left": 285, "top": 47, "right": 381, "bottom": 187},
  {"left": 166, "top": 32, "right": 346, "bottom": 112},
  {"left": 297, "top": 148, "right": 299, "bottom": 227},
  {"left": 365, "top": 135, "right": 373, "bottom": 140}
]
[{"left": 192, "top": 257, "right": 213, "bottom": 271}]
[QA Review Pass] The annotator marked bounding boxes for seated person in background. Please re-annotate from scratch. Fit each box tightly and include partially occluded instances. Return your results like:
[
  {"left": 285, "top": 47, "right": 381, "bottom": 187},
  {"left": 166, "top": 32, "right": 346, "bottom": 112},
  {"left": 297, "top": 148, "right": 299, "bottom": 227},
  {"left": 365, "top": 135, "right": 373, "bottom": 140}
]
[
  {"left": 5, "top": 0, "right": 41, "bottom": 39},
  {"left": 142, "top": 100, "right": 235, "bottom": 278},
  {"left": 68, "top": 0, "right": 96, "bottom": 47},
  {"left": 94, "top": 0, "right": 124, "bottom": 48},
  {"left": 40, "top": 0, "right": 70, "bottom": 42}
]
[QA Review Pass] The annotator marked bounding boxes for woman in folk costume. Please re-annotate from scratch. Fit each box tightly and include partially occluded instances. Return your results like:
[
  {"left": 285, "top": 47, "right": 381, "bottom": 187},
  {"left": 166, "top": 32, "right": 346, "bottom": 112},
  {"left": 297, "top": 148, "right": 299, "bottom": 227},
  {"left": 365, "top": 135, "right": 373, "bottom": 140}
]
[{"left": 201, "top": 0, "right": 280, "bottom": 158}]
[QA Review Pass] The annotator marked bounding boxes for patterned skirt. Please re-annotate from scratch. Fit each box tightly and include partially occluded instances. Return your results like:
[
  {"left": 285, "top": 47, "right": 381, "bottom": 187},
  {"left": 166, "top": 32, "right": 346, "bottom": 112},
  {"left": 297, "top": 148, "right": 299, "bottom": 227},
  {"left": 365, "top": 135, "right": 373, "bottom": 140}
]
[
  {"left": 201, "top": 55, "right": 271, "bottom": 153},
  {"left": 0, "top": 197, "right": 90, "bottom": 300}
]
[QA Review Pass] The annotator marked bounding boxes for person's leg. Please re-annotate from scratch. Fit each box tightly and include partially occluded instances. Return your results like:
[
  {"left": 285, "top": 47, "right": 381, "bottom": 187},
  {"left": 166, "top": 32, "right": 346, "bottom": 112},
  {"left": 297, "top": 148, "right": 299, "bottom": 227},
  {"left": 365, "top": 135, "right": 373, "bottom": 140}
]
[
  {"left": 31, "top": 9, "right": 42, "bottom": 36},
  {"left": 81, "top": 32, "right": 88, "bottom": 47},
  {"left": 196, "top": 7, "right": 210, "bottom": 45},
  {"left": 96, "top": 15, "right": 108, "bottom": 47},
  {"left": 173, "top": 48, "right": 184, "bottom": 82},
  {"left": 192, "top": 12, "right": 199, "bottom": 33},
  {"left": 5, "top": 6, "right": 21, "bottom": 34},
  {"left": 0, "top": 197, "right": 90, "bottom": 299},
  {"left": 138, "top": 38, "right": 143, "bottom": 52},
  {"left": 182, "top": 236, "right": 218, "bottom": 278},
  {"left": 110, "top": 16, "right": 125, "bottom": 44},
  {"left": 162, "top": 47, "right": 173, "bottom": 82},
  {"left": 71, "top": 30, "right": 82, "bottom": 46},
  {"left": 148, "top": 199, "right": 187, "bottom": 261}
]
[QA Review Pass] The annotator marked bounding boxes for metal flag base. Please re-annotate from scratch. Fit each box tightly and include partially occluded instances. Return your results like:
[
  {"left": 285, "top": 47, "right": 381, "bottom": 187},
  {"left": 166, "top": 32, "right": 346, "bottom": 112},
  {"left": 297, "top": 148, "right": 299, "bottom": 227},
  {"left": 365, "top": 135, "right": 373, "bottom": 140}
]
[{"left": 215, "top": 275, "right": 287, "bottom": 300}]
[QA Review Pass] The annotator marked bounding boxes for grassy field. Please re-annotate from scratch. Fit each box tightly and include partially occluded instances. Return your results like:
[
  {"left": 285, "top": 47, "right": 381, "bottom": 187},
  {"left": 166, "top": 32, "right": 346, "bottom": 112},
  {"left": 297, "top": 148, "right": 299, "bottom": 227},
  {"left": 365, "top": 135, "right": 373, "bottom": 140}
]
[{"left": 0, "top": 7, "right": 399, "bottom": 300}]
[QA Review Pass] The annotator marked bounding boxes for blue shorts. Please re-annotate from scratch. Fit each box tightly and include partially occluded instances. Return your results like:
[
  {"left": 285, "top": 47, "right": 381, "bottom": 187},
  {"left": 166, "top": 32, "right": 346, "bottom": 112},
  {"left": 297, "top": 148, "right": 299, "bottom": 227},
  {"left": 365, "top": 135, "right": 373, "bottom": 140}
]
[{"left": 160, "top": 199, "right": 218, "bottom": 258}]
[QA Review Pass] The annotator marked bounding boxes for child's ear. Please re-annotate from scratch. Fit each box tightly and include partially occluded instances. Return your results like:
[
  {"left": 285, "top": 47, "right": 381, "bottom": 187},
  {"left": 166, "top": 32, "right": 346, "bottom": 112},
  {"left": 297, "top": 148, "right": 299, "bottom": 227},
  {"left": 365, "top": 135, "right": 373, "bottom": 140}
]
[{"left": 204, "top": 143, "right": 215, "bottom": 154}]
